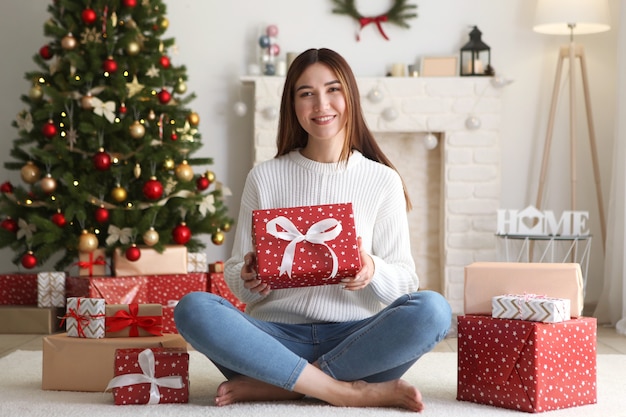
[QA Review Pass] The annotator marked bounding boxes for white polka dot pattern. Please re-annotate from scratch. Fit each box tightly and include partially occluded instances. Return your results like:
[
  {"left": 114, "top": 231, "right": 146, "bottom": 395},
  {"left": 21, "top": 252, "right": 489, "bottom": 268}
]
[
  {"left": 456, "top": 315, "right": 597, "bottom": 413},
  {"left": 253, "top": 203, "right": 361, "bottom": 289},
  {"left": 110, "top": 347, "right": 189, "bottom": 405},
  {"left": 0, "top": 274, "right": 38, "bottom": 305}
]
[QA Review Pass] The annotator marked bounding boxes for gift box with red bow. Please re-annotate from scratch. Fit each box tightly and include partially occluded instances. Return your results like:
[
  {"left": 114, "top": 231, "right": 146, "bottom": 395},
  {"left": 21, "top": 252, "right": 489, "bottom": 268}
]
[
  {"left": 75, "top": 248, "right": 108, "bottom": 276},
  {"left": 252, "top": 203, "right": 361, "bottom": 289},
  {"left": 106, "top": 347, "right": 189, "bottom": 405},
  {"left": 62, "top": 297, "right": 106, "bottom": 338},
  {"left": 105, "top": 303, "right": 163, "bottom": 337}
]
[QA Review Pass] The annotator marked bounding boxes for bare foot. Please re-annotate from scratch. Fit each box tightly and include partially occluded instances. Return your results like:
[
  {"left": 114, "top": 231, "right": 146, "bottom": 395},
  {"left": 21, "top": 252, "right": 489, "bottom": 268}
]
[
  {"left": 215, "top": 376, "right": 305, "bottom": 406},
  {"left": 336, "top": 379, "right": 424, "bottom": 412}
]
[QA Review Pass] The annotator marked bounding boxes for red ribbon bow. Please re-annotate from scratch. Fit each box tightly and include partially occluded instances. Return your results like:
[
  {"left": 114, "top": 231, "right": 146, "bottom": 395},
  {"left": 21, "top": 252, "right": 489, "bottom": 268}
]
[
  {"left": 73, "top": 254, "right": 106, "bottom": 276},
  {"left": 106, "top": 303, "right": 163, "bottom": 337},
  {"left": 358, "top": 15, "right": 389, "bottom": 41}
]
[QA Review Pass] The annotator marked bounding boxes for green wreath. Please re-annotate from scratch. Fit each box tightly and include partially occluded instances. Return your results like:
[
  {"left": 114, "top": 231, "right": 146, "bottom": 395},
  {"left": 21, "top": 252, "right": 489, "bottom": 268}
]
[{"left": 331, "top": 0, "right": 418, "bottom": 41}]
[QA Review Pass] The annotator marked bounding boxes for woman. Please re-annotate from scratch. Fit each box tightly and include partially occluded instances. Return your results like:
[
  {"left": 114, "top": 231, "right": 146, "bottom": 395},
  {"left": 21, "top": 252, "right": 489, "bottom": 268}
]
[{"left": 174, "top": 48, "right": 452, "bottom": 412}]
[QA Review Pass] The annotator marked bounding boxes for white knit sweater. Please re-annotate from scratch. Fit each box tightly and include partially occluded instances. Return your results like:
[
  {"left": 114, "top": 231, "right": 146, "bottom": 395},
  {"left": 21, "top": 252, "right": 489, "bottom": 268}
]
[{"left": 224, "top": 150, "right": 418, "bottom": 324}]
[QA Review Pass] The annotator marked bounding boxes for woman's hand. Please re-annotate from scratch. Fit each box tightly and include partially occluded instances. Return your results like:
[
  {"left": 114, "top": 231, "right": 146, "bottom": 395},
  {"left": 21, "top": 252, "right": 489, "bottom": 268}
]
[
  {"left": 241, "top": 251, "right": 271, "bottom": 296},
  {"left": 341, "top": 237, "right": 374, "bottom": 291}
]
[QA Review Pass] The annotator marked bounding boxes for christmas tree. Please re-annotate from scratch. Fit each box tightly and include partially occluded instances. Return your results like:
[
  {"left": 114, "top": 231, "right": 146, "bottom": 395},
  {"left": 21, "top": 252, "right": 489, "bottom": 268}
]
[{"left": 0, "top": 0, "right": 232, "bottom": 271}]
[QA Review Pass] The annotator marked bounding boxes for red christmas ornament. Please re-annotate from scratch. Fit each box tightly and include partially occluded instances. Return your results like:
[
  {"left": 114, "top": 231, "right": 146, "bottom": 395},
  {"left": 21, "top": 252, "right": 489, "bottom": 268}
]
[
  {"left": 102, "top": 56, "right": 118, "bottom": 73},
  {"left": 51, "top": 212, "right": 66, "bottom": 227},
  {"left": 94, "top": 206, "right": 109, "bottom": 223},
  {"left": 21, "top": 251, "right": 37, "bottom": 269},
  {"left": 81, "top": 8, "right": 97, "bottom": 25},
  {"left": 170, "top": 132, "right": 178, "bottom": 141},
  {"left": 172, "top": 222, "right": 191, "bottom": 244},
  {"left": 39, "top": 45, "right": 53, "bottom": 60},
  {"left": 42, "top": 120, "right": 57, "bottom": 138},
  {"left": 122, "top": 0, "right": 137, "bottom": 7},
  {"left": 142, "top": 177, "right": 163, "bottom": 200},
  {"left": 1, "top": 218, "right": 18, "bottom": 233},
  {"left": 196, "top": 175, "right": 209, "bottom": 191},
  {"left": 93, "top": 149, "right": 112, "bottom": 171},
  {"left": 159, "top": 55, "right": 171, "bottom": 69},
  {"left": 125, "top": 244, "right": 141, "bottom": 261},
  {"left": 0, "top": 181, "right": 13, "bottom": 193},
  {"left": 119, "top": 103, "right": 127, "bottom": 114},
  {"left": 158, "top": 89, "right": 171, "bottom": 104}
]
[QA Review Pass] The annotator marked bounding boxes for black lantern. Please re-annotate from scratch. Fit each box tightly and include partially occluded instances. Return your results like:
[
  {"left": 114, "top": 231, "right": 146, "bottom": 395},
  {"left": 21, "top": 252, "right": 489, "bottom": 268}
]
[{"left": 460, "top": 26, "right": 491, "bottom": 76}]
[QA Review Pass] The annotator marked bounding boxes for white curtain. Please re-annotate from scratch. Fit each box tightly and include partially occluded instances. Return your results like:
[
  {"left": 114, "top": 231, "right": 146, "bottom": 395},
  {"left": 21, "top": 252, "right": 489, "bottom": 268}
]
[{"left": 594, "top": 4, "right": 626, "bottom": 333}]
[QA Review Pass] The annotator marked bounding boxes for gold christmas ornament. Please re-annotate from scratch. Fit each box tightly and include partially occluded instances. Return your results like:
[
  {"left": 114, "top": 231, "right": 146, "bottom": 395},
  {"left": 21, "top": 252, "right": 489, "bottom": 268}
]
[
  {"left": 222, "top": 222, "right": 231, "bottom": 232},
  {"left": 111, "top": 184, "right": 127, "bottom": 202},
  {"left": 78, "top": 229, "right": 99, "bottom": 253},
  {"left": 129, "top": 120, "right": 146, "bottom": 139},
  {"left": 61, "top": 33, "right": 78, "bottom": 50},
  {"left": 187, "top": 112, "right": 200, "bottom": 126},
  {"left": 40, "top": 173, "right": 57, "bottom": 193},
  {"left": 159, "top": 17, "right": 169, "bottom": 30},
  {"left": 125, "top": 40, "right": 141, "bottom": 56},
  {"left": 29, "top": 85, "right": 43, "bottom": 101},
  {"left": 163, "top": 158, "right": 175, "bottom": 170},
  {"left": 142, "top": 227, "right": 159, "bottom": 246},
  {"left": 133, "top": 163, "right": 141, "bottom": 179},
  {"left": 174, "top": 160, "right": 194, "bottom": 182},
  {"left": 80, "top": 94, "right": 94, "bottom": 110},
  {"left": 20, "top": 161, "right": 41, "bottom": 184},
  {"left": 205, "top": 170, "right": 216, "bottom": 183},
  {"left": 212, "top": 230, "right": 225, "bottom": 245},
  {"left": 174, "top": 79, "right": 187, "bottom": 94}
]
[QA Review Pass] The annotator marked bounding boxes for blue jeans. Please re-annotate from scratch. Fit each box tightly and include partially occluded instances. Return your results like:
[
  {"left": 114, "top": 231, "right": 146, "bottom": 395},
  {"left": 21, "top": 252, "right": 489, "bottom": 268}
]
[{"left": 174, "top": 290, "right": 451, "bottom": 391}]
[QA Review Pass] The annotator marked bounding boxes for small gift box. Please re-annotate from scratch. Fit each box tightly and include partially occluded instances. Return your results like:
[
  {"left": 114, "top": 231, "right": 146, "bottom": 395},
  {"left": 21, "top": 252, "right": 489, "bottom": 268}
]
[
  {"left": 106, "top": 347, "right": 189, "bottom": 405},
  {"left": 37, "top": 272, "right": 66, "bottom": 308},
  {"left": 113, "top": 245, "right": 187, "bottom": 277},
  {"left": 105, "top": 303, "right": 163, "bottom": 337},
  {"left": 252, "top": 203, "right": 361, "bottom": 289},
  {"left": 75, "top": 248, "right": 107, "bottom": 276},
  {"left": 62, "top": 297, "right": 106, "bottom": 338},
  {"left": 187, "top": 252, "right": 208, "bottom": 272},
  {"left": 209, "top": 261, "right": 224, "bottom": 273},
  {"left": 492, "top": 294, "right": 571, "bottom": 323}
]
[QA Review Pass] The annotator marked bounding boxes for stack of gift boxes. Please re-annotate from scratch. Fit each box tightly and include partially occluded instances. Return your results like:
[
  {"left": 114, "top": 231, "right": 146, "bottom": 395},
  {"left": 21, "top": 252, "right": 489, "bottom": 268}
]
[{"left": 457, "top": 262, "right": 597, "bottom": 413}]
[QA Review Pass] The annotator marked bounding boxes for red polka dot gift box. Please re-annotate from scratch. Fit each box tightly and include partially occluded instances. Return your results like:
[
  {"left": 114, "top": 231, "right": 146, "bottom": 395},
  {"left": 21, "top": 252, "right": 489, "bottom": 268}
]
[
  {"left": 252, "top": 203, "right": 362, "bottom": 289},
  {"left": 456, "top": 314, "right": 597, "bottom": 413},
  {"left": 106, "top": 347, "right": 189, "bottom": 405}
]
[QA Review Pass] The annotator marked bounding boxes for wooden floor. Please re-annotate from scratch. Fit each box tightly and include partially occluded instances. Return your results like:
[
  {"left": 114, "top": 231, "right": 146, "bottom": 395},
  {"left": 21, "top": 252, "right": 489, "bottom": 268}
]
[{"left": 1, "top": 323, "right": 625, "bottom": 358}]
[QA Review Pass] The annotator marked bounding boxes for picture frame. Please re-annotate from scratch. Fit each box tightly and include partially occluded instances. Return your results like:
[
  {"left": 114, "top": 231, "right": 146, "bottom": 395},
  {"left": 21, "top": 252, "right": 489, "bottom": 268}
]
[{"left": 420, "top": 56, "right": 458, "bottom": 77}]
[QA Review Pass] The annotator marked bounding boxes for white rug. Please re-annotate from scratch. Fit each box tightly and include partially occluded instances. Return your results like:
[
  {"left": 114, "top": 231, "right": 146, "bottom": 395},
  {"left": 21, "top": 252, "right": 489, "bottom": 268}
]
[{"left": 1, "top": 350, "right": 624, "bottom": 417}]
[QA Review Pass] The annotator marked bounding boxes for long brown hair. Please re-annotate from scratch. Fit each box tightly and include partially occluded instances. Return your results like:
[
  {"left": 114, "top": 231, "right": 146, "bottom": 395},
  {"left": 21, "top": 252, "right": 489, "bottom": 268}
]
[{"left": 274, "top": 48, "right": 412, "bottom": 211}]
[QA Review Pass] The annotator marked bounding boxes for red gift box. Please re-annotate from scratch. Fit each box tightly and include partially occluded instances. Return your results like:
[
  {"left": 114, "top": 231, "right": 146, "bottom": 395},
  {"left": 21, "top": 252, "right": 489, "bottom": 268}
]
[
  {"left": 457, "top": 315, "right": 597, "bottom": 413},
  {"left": 106, "top": 347, "right": 189, "bottom": 405},
  {"left": 209, "top": 272, "right": 246, "bottom": 312},
  {"left": 66, "top": 276, "right": 148, "bottom": 304},
  {"left": 253, "top": 203, "right": 361, "bottom": 289},
  {"left": 0, "top": 273, "right": 37, "bottom": 305},
  {"left": 146, "top": 273, "right": 208, "bottom": 304}
]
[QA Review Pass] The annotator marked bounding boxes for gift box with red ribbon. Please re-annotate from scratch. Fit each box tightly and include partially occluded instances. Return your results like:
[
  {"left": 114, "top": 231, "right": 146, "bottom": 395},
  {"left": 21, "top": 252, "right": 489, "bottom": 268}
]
[
  {"left": 209, "top": 272, "right": 245, "bottom": 312},
  {"left": 105, "top": 303, "right": 163, "bottom": 337},
  {"left": 106, "top": 347, "right": 189, "bottom": 405},
  {"left": 62, "top": 297, "right": 106, "bottom": 338},
  {"left": 252, "top": 203, "right": 361, "bottom": 289},
  {"left": 457, "top": 314, "right": 597, "bottom": 413},
  {"left": 75, "top": 248, "right": 108, "bottom": 276},
  {"left": 0, "top": 273, "right": 37, "bottom": 305}
]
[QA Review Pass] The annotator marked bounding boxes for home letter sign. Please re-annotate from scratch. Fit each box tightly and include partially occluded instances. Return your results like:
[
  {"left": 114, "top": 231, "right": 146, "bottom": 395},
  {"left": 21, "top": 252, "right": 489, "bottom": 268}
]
[{"left": 496, "top": 205, "right": 589, "bottom": 236}]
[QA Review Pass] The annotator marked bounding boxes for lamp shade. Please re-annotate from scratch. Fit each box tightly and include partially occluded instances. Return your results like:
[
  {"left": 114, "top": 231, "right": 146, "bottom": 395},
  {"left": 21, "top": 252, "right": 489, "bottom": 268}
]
[{"left": 533, "top": 0, "right": 610, "bottom": 35}]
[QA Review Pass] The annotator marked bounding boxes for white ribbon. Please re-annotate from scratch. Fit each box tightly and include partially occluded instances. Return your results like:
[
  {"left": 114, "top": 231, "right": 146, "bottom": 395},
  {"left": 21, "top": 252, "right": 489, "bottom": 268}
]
[
  {"left": 266, "top": 216, "right": 342, "bottom": 280},
  {"left": 91, "top": 97, "right": 116, "bottom": 123},
  {"left": 106, "top": 225, "right": 133, "bottom": 246},
  {"left": 105, "top": 349, "right": 184, "bottom": 405}
]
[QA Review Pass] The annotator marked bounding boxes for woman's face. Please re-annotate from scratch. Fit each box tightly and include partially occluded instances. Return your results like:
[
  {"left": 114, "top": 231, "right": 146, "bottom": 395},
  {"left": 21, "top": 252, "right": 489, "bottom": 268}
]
[{"left": 293, "top": 62, "right": 347, "bottom": 144}]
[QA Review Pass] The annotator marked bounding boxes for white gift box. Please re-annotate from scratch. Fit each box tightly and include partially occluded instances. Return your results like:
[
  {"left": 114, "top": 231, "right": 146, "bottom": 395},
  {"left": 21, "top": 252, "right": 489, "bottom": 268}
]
[
  {"left": 64, "top": 297, "right": 106, "bottom": 338},
  {"left": 187, "top": 252, "right": 208, "bottom": 273},
  {"left": 492, "top": 294, "right": 571, "bottom": 323},
  {"left": 37, "top": 272, "right": 66, "bottom": 308}
]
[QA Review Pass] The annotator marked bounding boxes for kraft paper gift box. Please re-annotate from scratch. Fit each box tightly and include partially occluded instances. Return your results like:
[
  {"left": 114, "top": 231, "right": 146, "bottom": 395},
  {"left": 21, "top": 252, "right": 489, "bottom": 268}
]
[
  {"left": 464, "top": 262, "right": 584, "bottom": 317},
  {"left": 457, "top": 315, "right": 597, "bottom": 413},
  {"left": 63, "top": 297, "right": 106, "bottom": 338},
  {"left": 209, "top": 272, "right": 246, "bottom": 312},
  {"left": 0, "top": 273, "right": 37, "bottom": 305},
  {"left": 113, "top": 245, "right": 187, "bottom": 277},
  {"left": 252, "top": 203, "right": 361, "bottom": 289},
  {"left": 106, "top": 347, "right": 189, "bottom": 405},
  {"left": 0, "top": 306, "right": 63, "bottom": 334},
  {"left": 37, "top": 271, "right": 66, "bottom": 308},
  {"left": 75, "top": 248, "right": 107, "bottom": 276},
  {"left": 209, "top": 261, "right": 224, "bottom": 273},
  {"left": 66, "top": 275, "right": 149, "bottom": 304},
  {"left": 187, "top": 252, "right": 208, "bottom": 272},
  {"left": 492, "top": 294, "right": 571, "bottom": 323},
  {"left": 105, "top": 303, "right": 163, "bottom": 337},
  {"left": 42, "top": 332, "right": 187, "bottom": 392}
]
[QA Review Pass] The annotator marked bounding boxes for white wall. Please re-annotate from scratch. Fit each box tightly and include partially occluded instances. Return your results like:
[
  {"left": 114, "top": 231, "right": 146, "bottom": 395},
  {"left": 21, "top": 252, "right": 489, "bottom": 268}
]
[{"left": 0, "top": 0, "right": 619, "bottom": 307}]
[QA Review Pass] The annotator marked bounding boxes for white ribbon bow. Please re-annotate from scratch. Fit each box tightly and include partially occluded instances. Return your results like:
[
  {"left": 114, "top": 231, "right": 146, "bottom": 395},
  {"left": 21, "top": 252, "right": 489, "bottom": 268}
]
[
  {"left": 92, "top": 97, "right": 116, "bottom": 123},
  {"left": 106, "top": 225, "right": 133, "bottom": 246},
  {"left": 105, "top": 349, "right": 184, "bottom": 405},
  {"left": 266, "top": 216, "right": 342, "bottom": 279}
]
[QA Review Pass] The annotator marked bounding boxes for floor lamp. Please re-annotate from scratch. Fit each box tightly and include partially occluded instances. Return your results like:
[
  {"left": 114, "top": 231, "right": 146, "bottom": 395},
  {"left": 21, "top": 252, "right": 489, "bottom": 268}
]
[{"left": 533, "top": 0, "right": 610, "bottom": 251}]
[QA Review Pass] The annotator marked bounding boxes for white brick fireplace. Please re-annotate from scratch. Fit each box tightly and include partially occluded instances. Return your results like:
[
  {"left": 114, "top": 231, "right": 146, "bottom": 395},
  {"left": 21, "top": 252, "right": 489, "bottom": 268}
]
[{"left": 242, "top": 76, "right": 504, "bottom": 314}]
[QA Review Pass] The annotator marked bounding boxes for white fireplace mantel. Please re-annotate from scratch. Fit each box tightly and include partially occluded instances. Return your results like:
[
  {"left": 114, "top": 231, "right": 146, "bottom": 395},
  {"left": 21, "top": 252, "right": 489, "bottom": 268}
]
[{"left": 242, "top": 76, "right": 504, "bottom": 314}]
